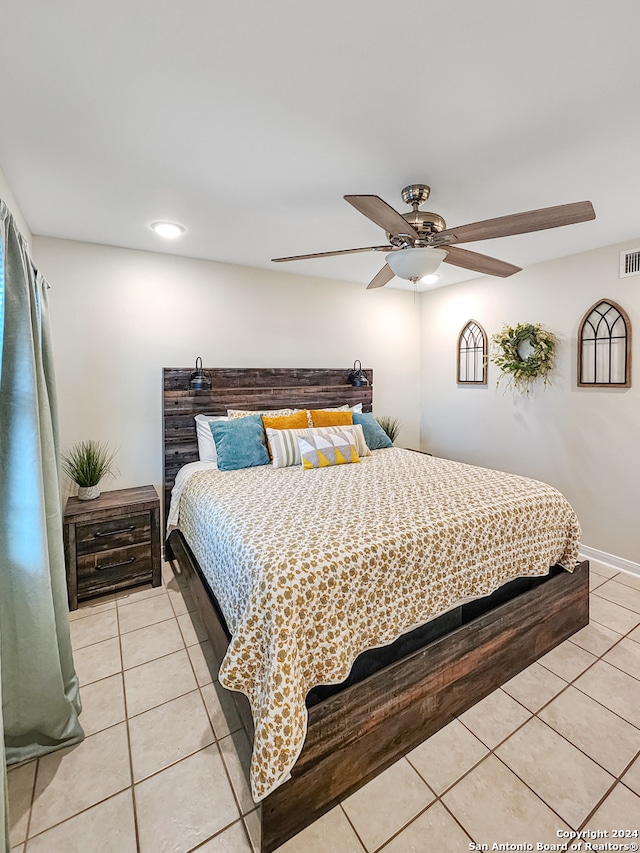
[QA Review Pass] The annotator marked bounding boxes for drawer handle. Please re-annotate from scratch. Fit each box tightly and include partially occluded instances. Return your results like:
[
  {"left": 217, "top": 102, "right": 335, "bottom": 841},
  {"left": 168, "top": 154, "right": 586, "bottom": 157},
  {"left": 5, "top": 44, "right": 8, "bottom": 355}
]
[
  {"left": 94, "top": 525, "right": 135, "bottom": 538},
  {"left": 96, "top": 556, "right": 136, "bottom": 571}
]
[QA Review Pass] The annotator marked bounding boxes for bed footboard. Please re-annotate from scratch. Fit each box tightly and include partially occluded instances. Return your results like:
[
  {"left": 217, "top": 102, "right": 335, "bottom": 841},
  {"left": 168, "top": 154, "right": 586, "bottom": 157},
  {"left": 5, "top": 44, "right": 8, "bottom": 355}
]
[{"left": 168, "top": 529, "right": 589, "bottom": 853}]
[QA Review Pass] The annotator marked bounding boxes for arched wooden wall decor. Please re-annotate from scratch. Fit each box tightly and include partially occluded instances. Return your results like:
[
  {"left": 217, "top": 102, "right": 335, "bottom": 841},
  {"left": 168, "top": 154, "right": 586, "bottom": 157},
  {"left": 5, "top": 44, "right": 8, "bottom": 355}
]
[
  {"left": 457, "top": 319, "right": 488, "bottom": 384},
  {"left": 578, "top": 299, "right": 632, "bottom": 387}
]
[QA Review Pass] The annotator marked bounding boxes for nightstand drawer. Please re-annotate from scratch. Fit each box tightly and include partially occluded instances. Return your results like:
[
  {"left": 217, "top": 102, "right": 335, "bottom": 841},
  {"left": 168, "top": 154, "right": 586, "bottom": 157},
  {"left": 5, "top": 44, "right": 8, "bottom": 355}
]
[
  {"left": 77, "top": 542, "right": 153, "bottom": 595},
  {"left": 76, "top": 512, "right": 151, "bottom": 555}
]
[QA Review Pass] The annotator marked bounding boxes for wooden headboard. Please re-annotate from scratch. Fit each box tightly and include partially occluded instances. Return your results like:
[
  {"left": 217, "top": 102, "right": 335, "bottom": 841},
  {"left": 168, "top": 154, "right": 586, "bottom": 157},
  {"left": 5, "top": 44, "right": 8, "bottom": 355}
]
[{"left": 162, "top": 366, "right": 373, "bottom": 542}]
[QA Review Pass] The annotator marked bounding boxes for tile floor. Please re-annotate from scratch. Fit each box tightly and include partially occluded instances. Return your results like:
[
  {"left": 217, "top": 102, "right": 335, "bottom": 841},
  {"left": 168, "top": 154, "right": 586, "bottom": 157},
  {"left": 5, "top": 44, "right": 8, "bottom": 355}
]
[{"left": 6, "top": 559, "right": 640, "bottom": 852}]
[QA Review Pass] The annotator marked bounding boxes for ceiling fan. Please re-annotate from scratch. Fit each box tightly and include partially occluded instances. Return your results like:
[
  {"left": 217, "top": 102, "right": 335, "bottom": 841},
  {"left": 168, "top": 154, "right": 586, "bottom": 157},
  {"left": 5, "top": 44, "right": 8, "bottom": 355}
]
[{"left": 271, "top": 184, "right": 596, "bottom": 289}]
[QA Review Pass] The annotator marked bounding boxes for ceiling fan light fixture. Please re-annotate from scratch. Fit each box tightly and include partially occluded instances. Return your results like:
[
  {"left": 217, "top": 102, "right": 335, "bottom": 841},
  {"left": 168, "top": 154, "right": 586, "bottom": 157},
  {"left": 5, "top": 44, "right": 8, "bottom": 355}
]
[
  {"left": 385, "top": 247, "right": 446, "bottom": 281},
  {"left": 151, "top": 221, "right": 185, "bottom": 239},
  {"left": 421, "top": 273, "right": 440, "bottom": 285}
]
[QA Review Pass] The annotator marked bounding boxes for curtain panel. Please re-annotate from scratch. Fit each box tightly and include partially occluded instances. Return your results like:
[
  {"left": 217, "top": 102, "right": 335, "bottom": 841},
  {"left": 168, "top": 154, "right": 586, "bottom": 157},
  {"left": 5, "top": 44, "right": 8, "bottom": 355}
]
[
  {"left": 0, "top": 199, "right": 84, "bottom": 849},
  {"left": 0, "top": 641, "right": 7, "bottom": 853}
]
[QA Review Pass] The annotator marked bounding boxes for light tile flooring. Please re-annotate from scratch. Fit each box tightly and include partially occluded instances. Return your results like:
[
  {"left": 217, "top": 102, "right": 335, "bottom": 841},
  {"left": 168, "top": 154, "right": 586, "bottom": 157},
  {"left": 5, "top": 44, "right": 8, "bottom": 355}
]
[{"left": 7, "top": 559, "right": 640, "bottom": 852}]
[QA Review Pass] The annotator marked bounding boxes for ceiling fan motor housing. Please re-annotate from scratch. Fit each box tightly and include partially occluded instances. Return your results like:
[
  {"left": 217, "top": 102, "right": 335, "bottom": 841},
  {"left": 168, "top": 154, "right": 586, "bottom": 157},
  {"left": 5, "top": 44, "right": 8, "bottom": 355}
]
[
  {"left": 382, "top": 184, "right": 448, "bottom": 246},
  {"left": 386, "top": 210, "right": 447, "bottom": 246}
]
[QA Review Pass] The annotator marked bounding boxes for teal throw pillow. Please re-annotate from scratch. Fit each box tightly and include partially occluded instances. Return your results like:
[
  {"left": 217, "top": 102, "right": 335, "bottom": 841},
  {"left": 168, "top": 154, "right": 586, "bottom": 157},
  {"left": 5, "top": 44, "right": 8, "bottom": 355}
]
[
  {"left": 209, "top": 414, "right": 270, "bottom": 471},
  {"left": 352, "top": 412, "right": 393, "bottom": 450}
]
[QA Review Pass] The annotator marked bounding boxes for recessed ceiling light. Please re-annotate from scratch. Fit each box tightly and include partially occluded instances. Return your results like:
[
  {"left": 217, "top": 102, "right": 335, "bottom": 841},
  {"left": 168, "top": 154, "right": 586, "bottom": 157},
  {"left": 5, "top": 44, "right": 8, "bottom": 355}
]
[
  {"left": 421, "top": 273, "right": 440, "bottom": 285},
  {"left": 151, "top": 221, "right": 185, "bottom": 239}
]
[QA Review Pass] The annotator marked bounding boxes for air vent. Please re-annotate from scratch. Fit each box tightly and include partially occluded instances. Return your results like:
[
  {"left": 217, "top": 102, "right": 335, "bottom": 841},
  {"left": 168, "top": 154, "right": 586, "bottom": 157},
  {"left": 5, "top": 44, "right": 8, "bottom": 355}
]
[{"left": 620, "top": 248, "right": 640, "bottom": 278}]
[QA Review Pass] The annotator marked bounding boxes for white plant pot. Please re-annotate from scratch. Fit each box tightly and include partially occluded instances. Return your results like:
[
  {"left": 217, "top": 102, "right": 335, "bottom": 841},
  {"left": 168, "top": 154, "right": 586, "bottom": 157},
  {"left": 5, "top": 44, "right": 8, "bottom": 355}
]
[{"left": 77, "top": 485, "right": 101, "bottom": 501}]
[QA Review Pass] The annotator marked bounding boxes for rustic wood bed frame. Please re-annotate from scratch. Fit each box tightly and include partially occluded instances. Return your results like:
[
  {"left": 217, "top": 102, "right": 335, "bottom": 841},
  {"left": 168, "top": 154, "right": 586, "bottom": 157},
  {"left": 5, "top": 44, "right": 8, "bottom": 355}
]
[{"left": 162, "top": 367, "right": 589, "bottom": 853}]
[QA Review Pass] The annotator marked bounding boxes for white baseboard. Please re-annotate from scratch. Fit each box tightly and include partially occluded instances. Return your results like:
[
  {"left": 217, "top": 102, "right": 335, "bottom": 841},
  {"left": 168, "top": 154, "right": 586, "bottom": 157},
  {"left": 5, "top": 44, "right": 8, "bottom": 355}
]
[{"left": 579, "top": 544, "right": 640, "bottom": 578}]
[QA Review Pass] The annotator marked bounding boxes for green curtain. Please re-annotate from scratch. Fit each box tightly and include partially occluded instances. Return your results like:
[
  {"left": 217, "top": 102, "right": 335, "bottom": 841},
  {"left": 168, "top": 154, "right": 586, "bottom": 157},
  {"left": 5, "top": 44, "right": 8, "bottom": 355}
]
[
  {"left": 0, "top": 199, "right": 84, "bottom": 850},
  {"left": 0, "top": 639, "right": 8, "bottom": 853}
]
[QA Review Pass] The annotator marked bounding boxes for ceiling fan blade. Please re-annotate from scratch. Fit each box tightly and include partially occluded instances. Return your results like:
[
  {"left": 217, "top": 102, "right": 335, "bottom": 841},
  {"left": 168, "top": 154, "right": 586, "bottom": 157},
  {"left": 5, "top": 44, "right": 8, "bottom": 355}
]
[
  {"left": 434, "top": 201, "right": 595, "bottom": 246},
  {"left": 271, "top": 245, "right": 392, "bottom": 262},
  {"left": 443, "top": 246, "right": 522, "bottom": 278},
  {"left": 366, "top": 264, "right": 395, "bottom": 290},
  {"left": 344, "top": 195, "right": 420, "bottom": 242}
]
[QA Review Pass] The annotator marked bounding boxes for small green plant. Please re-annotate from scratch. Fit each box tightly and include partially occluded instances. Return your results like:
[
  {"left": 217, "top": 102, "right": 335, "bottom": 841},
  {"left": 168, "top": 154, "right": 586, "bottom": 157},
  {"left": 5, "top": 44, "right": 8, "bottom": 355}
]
[
  {"left": 375, "top": 415, "right": 402, "bottom": 444},
  {"left": 61, "top": 440, "right": 118, "bottom": 487}
]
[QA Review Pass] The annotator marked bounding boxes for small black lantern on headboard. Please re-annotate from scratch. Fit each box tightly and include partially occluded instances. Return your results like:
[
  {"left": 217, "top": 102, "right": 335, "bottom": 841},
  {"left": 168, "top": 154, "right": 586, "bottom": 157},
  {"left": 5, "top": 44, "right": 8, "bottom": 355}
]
[
  {"left": 348, "top": 360, "right": 369, "bottom": 387},
  {"left": 189, "top": 357, "right": 211, "bottom": 390}
]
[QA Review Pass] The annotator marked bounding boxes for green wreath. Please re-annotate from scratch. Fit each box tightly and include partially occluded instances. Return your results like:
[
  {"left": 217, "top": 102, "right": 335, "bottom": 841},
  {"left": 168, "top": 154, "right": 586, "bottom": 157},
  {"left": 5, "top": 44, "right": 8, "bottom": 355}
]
[{"left": 491, "top": 323, "right": 558, "bottom": 393}]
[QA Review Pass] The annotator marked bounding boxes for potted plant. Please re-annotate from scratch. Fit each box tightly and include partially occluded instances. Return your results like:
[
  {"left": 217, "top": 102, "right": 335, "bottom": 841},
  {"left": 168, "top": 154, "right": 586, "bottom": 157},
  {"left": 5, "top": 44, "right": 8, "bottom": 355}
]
[
  {"left": 375, "top": 415, "right": 402, "bottom": 444},
  {"left": 61, "top": 440, "right": 118, "bottom": 500}
]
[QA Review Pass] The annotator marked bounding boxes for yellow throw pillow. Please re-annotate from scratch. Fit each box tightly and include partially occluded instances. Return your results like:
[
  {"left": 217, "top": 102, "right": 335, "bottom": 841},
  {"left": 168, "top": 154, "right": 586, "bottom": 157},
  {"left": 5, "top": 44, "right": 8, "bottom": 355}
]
[
  {"left": 262, "top": 410, "right": 310, "bottom": 431},
  {"left": 310, "top": 410, "right": 354, "bottom": 428}
]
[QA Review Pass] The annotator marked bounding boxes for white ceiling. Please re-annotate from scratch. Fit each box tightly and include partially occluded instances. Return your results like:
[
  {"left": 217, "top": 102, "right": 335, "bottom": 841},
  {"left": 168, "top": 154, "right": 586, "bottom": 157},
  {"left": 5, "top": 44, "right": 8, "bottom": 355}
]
[{"left": 1, "top": 0, "right": 640, "bottom": 291}]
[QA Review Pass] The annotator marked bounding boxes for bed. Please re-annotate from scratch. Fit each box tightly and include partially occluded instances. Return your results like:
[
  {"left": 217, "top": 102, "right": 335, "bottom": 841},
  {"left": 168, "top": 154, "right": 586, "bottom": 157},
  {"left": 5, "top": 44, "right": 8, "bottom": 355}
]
[{"left": 162, "top": 366, "right": 589, "bottom": 852}]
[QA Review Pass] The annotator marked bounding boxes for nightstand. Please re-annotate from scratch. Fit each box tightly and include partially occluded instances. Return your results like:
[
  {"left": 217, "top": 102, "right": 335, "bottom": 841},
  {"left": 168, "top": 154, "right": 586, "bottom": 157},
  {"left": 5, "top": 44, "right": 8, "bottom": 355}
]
[{"left": 63, "top": 485, "right": 161, "bottom": 610}]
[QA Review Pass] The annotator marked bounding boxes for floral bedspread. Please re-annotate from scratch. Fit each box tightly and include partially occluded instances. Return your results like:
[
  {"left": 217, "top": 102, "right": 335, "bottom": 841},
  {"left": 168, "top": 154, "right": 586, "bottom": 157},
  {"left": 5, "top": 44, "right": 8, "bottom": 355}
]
[{"left": 175, "top": 448, "right": 581, "bottom": 801}]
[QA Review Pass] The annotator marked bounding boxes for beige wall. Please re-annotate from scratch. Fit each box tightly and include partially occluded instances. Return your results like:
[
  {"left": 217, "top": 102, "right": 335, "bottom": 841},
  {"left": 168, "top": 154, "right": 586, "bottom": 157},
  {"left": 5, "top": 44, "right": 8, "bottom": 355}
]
[
  {"left": 0, "top": 166, "right": 32, "bottom": 245},
  {"left": 419, "top": 239, "right": 640, "bottom": 564},
  {"left": 33, "top": 237, "right": 421, "bottom": 504}
]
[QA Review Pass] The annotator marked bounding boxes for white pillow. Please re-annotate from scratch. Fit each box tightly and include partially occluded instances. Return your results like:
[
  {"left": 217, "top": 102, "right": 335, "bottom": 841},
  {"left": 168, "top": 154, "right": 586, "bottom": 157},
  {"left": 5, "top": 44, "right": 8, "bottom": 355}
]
[
  {"left": 314, "top": 404, "right": 363, "bottom": 413},
  {"left": 227, "top": 407, "right": 298, "bottom": 420},
  {"left": 194, "top": 414, "right": 228, "bottom": 463}
]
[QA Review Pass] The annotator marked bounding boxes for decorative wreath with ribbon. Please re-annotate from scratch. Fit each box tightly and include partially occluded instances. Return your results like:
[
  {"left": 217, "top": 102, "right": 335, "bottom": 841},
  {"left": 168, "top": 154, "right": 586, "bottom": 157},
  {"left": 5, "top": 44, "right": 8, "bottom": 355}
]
[{"left": 491, "top": 323, "right": 558, "bottom": 393}]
